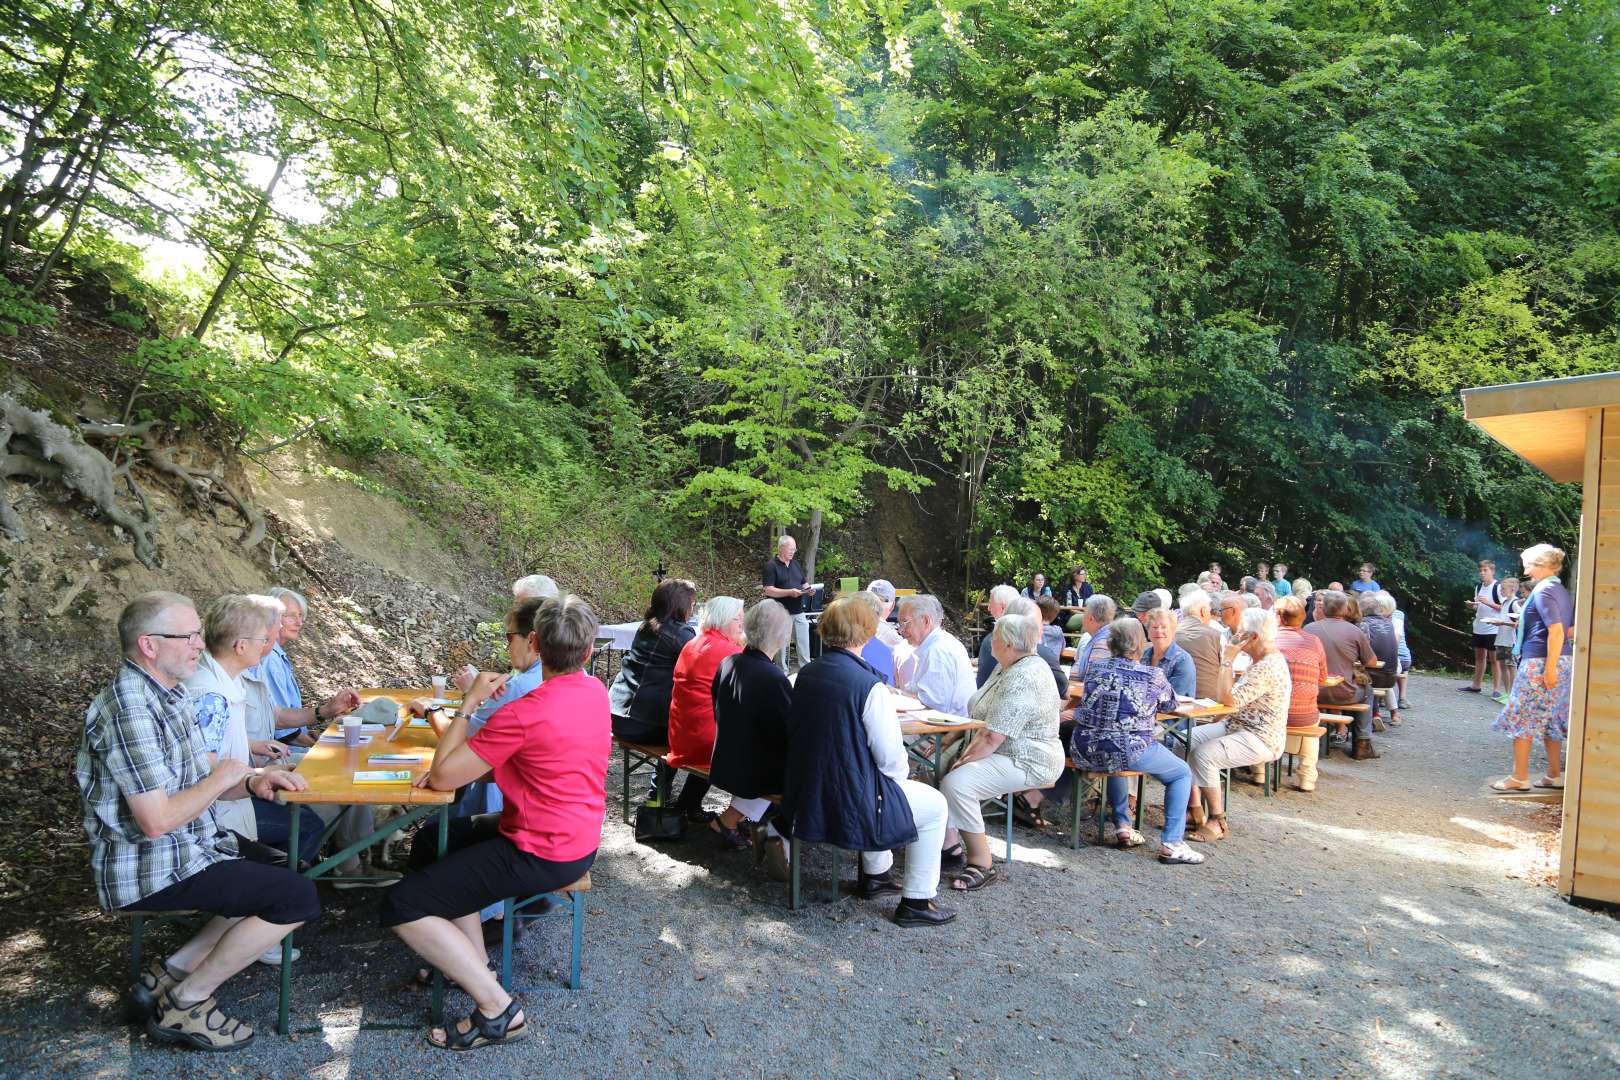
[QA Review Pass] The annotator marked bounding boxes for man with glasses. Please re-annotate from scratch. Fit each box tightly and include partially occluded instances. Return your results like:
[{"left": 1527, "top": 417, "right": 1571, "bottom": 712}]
[
  {"left": 894, "top": 594, "right": 975, "bottom": 715},
  {"left": 78, "top": 591, "right": 319, "bottom": 1051}
]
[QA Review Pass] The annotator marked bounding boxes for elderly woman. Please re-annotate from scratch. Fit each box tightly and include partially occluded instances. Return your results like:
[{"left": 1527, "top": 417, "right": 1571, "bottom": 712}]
[
  {"left": 1070, "top": 618, "right": 1204, "bottom": 865},
  {"left": 1273, "top": 596, "right": 1328, "bottom": 792},
  {"left": 384, "top": 595, "right": 609, "bottom": 1051},
  {"left": 608, "top": 578, "right": 709, "bottom": 823},
  {"left": 666, "top": 597, "right": 747, "bottom": 846},
  {"left": 782, "top": 595, "right": 954, "bottom": 927},
  {"left": 711, "top": 601, "right": 795, "bottom": 880},
  {"left": 1140, "top": 608, "right": 1196, "bottom": 697},
  {"left": 941, "top": 613, "right": 1064, "bottom": 890},
  {"left": 1186, "top": 609, "right": 1291, "bottom": 843},
  {"left": 1359, "top": 592, "right": 1401, "bottom": 726},
  {"left": 857, "top": 589, "right": 897, "bottom": 685},
  {"left": 1492, "top": 544, "right": 1571, "bottom": 792}
]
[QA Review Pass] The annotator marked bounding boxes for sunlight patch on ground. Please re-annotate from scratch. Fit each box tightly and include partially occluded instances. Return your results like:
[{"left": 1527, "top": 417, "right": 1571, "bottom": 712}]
[
  {"left": 1275, "top": 816, "right": 1517, "bottom": 871},
  {"left": 307, "top": 1006, "right": 360, "bottom": 1080},
  {"left": 1469, "top": 968, "right": 1549, "bottom": 1009},
  {"left": 1276, "top": 953, "right": 1325, "bottom": 977},
  {"left": 1568, "top": 954, "right": 1620, "bottom": 990},
  {"left": 1380, "top": 895, "right": 1445, "bottom": 927},
  {"left": 659, "top": 927, "right": 685, "bottom": 950},
  {"left": 1447, "top": 815, "right": 1541, "bottom": 849},
  {"left": 1007, "top": 843, "right": 1067, "bottom": 869}
]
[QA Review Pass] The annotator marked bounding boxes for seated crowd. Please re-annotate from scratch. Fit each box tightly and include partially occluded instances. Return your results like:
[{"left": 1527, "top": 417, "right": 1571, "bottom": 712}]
[{"left": 77, "top": 553, "right": 1412, "bottom": 1053}]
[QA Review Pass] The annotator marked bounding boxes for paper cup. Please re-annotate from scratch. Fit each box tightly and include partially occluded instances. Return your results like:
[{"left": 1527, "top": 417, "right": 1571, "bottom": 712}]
[
  {"left": 432, "top": 675, "right": 447, "bottom": 698},
  {"left": 343, "top": 716, "right": 362, "bottom": 747}
]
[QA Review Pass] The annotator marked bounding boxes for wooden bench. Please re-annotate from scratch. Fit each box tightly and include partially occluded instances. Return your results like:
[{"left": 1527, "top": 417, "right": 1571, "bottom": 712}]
[
  {"left": 498, "top": 872, "right": 591, "bottom": 992},
  {"left": 614, "top": 737, "right": 669, "bottom": 824},
  {"left": 1317, "top": 703, "right": 1368, "bottom": 756},
  {"left": 1069, "top": 768, "right": 1145, "bottom": 850}
]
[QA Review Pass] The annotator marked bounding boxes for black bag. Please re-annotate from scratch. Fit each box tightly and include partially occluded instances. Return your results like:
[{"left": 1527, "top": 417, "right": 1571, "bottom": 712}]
[{"left": 634, "top": 803, "right": 684, "bottom": 843}]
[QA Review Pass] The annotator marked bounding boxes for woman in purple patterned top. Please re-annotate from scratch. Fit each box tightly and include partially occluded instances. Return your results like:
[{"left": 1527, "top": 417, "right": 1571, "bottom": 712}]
[{"left": 1070, "top": 618, "right": 1203, "bottom": 865}]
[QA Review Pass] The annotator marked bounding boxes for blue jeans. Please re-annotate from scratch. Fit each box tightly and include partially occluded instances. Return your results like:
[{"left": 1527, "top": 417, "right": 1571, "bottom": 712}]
[
  {"left": 1109, "top": 743, "right": 1193, "bottom": 845},
  {"left": 252, "top": 797, "right": 325, "bottom": 866}
]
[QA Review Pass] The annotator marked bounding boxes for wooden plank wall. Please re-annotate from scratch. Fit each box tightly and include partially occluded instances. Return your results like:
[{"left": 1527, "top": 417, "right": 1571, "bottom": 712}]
[{"left": 1565, "top": 407, "right": 1620, "bottom": 903}]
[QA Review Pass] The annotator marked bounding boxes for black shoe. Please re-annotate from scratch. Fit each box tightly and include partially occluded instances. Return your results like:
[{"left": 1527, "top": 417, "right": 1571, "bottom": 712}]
[
  {"left": 483, "top": 911, "right": 537, "bottom": 946},
  {"left": 709, "top": 819, "right": 751, "bottom": 851},
  {"left": 893, "top": 900, "right": 957, "bottom": 927},
  {"left": 940, "top": 844, "right": 966, "bottom": 871},
  {"left": 857, "top": 869, "right": 903, "bottom": 898},
  {"left": 683, "top": 808, "right": 718, "bottom": 826}
]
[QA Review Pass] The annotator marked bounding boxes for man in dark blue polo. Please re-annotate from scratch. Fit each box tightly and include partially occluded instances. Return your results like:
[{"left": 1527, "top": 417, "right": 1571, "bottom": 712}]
[{"left": 762, "top": 534, "right": 813, "bottom": 671}]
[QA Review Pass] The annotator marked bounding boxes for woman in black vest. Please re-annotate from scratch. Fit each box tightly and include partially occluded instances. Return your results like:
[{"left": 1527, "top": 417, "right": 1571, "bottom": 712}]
[
  {"left": 781, "top": 594, "right": 954, "bottom": 926},
  {"left": 711, "top": 600, "right": 795, "bottom": 880},
  {"left": 608, "top": 578, "right": 710, "bottom": 820}
]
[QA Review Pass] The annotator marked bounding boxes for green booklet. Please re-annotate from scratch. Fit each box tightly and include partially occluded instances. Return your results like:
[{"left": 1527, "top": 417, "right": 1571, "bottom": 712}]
[{"left": 352, "top": 769, "right": 413, "bottom": 784}]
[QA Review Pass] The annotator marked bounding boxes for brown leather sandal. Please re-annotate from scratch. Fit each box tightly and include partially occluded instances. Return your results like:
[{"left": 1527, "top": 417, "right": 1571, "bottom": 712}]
[
  {"left": 146, "top": 988, "right": 255, "bottom": 1051},
  {"left": 1187, "top": 814, "right": 1229, "bottom": 843}
]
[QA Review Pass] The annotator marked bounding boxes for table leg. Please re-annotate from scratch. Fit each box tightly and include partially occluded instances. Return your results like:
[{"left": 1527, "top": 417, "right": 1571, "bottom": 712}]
[
  {"left": 934, "top": 740, "right": 943, "bottom": 784},
  {"left": 431, "top": 806, "right": 449, "bottom": 1027},
  {"left": 277, "top": 807, "right": 301, "bottom": 1035}
]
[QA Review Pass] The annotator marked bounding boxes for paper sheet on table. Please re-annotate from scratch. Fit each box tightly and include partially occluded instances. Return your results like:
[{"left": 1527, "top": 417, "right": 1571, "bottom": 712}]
[{"left": 913, "top": 709, "right": 972, "bottom": 726}]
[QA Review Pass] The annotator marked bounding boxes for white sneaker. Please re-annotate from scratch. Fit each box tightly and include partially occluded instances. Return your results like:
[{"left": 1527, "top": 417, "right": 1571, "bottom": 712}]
[{"left": 257, "top": 945, "right": 300, "bottom": 966}]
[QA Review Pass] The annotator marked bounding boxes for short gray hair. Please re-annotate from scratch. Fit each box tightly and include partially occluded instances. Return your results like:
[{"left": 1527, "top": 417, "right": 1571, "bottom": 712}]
[
  {"left": 777, "top": 534, "right": 795, "bottom": 550},
  {"left": 1357, "top": 592, "right": 1383, "bottom": 617},
  {"left": 1107, "top": 616, "right": 1145, "bottom": 658},
  {"left": 118, "top": 591, "right": 195, "bottom": 655},
  {"left": 1254, "top": 582, "right": 1275, "bottom": 602},
  {"left": 1180, "top": 590, "right": 1211, "bottom": 616},
  {"left": 1292, "top": 578, "right": 1313, "bottom": 598},
  {"left": 899, "top": 593, "right": 943, "bottom": 625},
  {"left": 1521, "top": 543, "right": 1564, "bottom": 573},
  {"left": 512, "top": 574, "right": 559, "bottom": 600},
  {"left": 1216, "top": 590, "right": 1244, "bottom": 613},
  {"left": 1243, "top": 593, "right": 1261, "bottom": 609},
  {"left": 534, "top": 594, "right": 599, "bottom": 673},
  {"left": 202, "top": 593, "right": 279, "bottom": 655},
  {"left": 700, "top": 595, "right": 744, "bottom": 632},
  {"left": 866, "top": 579, "right": 896, "bottom": 603},
  {"left": 743, "top": 599, "right": 792, "bottom": 657},
  {"left": 992, "top": 612, "right": 1040, "bottom": 653},
  {"left": 988, "top": 584, "right": 1019, "bottom": 612},
  {"left": 1004, "top": 595, "right": 1038, "bottom": 620},
  {"left": 265, "top": 586, "right": 308, "bottom": 616},
  {"left": 1084, "top": 593, "right": 1116, "bottom": 622},
  {"left": 1238, "top": 607, "right": 1278, "bottom": 646},
  {"left": 1375, "top": 590, "right": 1398, "bottom": 616},
  {"left": 1177, "top": 582, "right": 1202, "bottom": 601}
]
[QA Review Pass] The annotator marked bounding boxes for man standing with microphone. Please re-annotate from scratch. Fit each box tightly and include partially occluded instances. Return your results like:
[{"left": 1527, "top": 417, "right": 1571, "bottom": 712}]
[{"left": 762, "top": 534, "right": 815, "bottom": 672}]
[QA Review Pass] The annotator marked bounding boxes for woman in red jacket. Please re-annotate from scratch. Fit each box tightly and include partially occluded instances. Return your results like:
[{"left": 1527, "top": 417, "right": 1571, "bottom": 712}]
[{"left": 666, "top": 596, "right": 747, "bottom": 846}]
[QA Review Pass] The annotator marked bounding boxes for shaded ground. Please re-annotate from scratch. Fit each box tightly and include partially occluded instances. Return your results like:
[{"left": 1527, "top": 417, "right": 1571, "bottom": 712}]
[{"left": 0, "top": 671, "right": 1614, "bottom": 1079}]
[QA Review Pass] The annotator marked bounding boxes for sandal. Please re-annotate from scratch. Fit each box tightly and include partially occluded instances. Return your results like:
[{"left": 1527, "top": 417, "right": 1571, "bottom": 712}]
[
  {"left": 950, "top": 864, "right": 998, "bottom": 892},
  {"left": 128, "top": 960, "right": 183, "bottom": 1021},
  {"left": 1114, "top": 826, "right": 1146, "bottom": 848},
  {"left": 1187, "top": 814, "right": 1228, "bottom": 843},
  {"left": 428, "top": 998, "right": 528, "bottom": 1051},
  {"left": 940, "top": 843, "right": 966, "bottom": 871},
  {"left": 1534, "top": 775, "right": 1565, "bottom": 790},
  {"left": 1159, "top": 842, "right": 1205, "bottom": 865},
  {"left": 1012, "top": 794, "right": 1049, "bottom": 829},
  {"left": 709, "top": 818, "right": 751, "bottom": 851},
  {"left": 1490, "top": 776, "right": 1532, "bottom": 793},
  {"left": 146, "top": 989, "right": 254, "bottom": 1052}
]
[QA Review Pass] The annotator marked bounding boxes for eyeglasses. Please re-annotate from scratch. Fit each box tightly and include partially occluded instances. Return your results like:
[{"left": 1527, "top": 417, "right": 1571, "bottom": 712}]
[{"left": 146, "top": 631, "right": 203, "bottom": 644}]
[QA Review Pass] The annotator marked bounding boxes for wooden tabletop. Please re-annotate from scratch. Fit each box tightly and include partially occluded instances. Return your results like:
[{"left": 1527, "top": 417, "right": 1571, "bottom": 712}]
[
  {"left": 283, "top": 694, "right": 453, "bottom": 805},
  {"left": 900, "top": 714, "right": 986, "bottom": 737}
]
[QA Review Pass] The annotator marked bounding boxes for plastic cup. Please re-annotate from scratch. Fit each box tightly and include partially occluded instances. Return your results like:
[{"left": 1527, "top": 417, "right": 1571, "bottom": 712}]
[
  {"left": 343, "top": 716, "right": 362, "bottom": 747},
  {"left": 431, "top": 675, "right": 448, "bottom": 699}
]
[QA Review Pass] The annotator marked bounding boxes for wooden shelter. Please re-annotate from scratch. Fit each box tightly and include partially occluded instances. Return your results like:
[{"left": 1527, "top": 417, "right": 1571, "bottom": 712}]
[{"left": 1462, "top": 371, "right": 1620, "bottom": 907}]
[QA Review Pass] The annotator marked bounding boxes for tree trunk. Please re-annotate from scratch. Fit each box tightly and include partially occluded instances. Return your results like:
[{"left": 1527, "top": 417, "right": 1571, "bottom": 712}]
[
  {"left": 192, "top": 153, "right": 290, "bottom": 341},
  {"left": 802, "top": 506, "right": 823, "bottom": 585}
]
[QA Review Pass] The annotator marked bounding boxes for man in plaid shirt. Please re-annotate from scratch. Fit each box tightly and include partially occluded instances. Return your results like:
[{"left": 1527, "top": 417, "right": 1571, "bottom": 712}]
[{"left": 77, "top": 591, "right": 321, "bottom": 1052}]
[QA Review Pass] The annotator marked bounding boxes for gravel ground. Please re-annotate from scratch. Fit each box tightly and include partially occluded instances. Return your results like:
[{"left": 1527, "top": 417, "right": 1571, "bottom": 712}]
[{"left": 2, "top": 670, "right": 1616, "bottom": 1079}]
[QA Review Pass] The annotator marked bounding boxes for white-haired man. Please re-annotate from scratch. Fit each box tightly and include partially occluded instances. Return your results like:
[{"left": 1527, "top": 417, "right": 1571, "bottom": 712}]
[
  {"left": 80, "top": 592, "right": 318, "bottom": 1051},
  {"left": 1175, "top": 589, "right": 1224, "bottom": 698},
  {"left": 762, "top": 534, "right": 815, "bottom": 671},
  {"left": 895, "top": 594, "right": 975, "bottom": 715},
  {"left": 974, "top": 584, "right": 1020, "bottom": 687},
  {"left": 245, "top": 587, "right": 360, "bottom": 745}
]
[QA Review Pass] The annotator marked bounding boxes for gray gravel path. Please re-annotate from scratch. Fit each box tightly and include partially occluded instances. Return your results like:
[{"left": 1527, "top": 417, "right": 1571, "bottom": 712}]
[{"left": 3, "top": 670, "right": 1617, "bottom": 1079}]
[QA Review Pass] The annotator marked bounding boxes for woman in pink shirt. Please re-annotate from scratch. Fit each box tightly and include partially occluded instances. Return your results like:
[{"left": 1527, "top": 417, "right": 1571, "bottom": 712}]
[{"left": 381, "top": 594, "right": 610, "bottom": 1051}]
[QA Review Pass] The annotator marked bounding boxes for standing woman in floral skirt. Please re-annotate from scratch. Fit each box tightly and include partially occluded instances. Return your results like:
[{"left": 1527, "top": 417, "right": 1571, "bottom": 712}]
[{"left": 1491, "top": 544, "right": 1572, "bottom": 792}]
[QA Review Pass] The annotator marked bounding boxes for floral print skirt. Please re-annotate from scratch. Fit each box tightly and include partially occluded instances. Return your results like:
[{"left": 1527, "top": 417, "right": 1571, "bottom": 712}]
[{"left": 1493, "top": 656, "right": 1572, "bottom": 741}]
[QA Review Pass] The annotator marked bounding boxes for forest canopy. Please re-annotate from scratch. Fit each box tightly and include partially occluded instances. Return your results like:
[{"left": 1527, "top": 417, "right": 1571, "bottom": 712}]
[{"left": 2, "top": 0, "right": 1616, "bottom": 652}]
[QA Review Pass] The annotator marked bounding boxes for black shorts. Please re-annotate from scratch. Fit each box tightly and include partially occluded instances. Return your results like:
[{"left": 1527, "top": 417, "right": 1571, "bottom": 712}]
[
  {"left": 1472, "top": 633, "right": 1498, "bottom": 651},
  {"left": 380, "top": 813, "right": 595, "bottom": 928},
  {"left": 121, "top": 858, "right": 320, "bottom": 926}
]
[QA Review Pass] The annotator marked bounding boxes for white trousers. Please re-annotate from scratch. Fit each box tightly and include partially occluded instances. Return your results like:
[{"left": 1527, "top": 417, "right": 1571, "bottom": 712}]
[
  {"left": 776, "top": 612, "right": 813, "bottom": 671},
  {"left": 859, "top": 779, "right": 947, "bottom": 900},
  {"left": 1188, "top": 722, "right": 1274, "bottom": 789},
  {"left": 1285, "top": 729, "right": 1321, "bottom": 786},
  {"left": 940, "top": 754, "right": 1027, "bottom": 835}
]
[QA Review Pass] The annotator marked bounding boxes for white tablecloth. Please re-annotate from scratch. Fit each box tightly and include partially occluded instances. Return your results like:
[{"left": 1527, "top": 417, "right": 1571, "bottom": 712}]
[{"left": 600, "top": 621, "right": 642, "bottom": 651}]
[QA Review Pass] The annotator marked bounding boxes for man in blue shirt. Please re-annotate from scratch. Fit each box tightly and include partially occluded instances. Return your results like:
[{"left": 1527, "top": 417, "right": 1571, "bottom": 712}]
[{"left": 244, "top": 587, "right": 360, "bottom": 744}]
